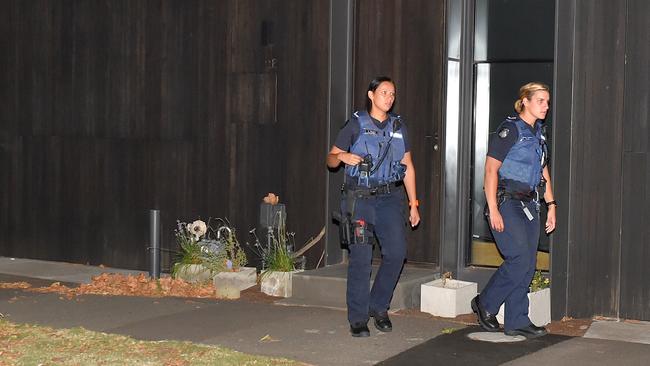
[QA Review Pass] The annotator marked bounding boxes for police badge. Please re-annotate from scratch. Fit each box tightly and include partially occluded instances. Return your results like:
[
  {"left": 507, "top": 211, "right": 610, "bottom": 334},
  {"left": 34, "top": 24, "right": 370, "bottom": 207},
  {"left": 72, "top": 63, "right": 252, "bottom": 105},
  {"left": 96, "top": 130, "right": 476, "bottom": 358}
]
[{"left": 498, "top": 127, "right": 510, "bottom": 138}]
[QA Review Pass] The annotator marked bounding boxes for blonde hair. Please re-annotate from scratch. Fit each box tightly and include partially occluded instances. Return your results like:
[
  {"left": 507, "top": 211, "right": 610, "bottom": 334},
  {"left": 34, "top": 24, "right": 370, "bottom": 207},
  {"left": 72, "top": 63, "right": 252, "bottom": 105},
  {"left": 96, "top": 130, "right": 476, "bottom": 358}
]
[{"left": 514, "top": 82, "right": 550, "bottom": 113}]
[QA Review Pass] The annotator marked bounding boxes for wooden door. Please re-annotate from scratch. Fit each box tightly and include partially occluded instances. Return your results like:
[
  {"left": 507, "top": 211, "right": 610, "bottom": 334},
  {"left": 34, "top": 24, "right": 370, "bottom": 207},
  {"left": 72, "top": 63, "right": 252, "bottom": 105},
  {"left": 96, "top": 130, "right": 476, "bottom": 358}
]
[{"left": 352, "top": 0, "right": 445, "bottom": 264}]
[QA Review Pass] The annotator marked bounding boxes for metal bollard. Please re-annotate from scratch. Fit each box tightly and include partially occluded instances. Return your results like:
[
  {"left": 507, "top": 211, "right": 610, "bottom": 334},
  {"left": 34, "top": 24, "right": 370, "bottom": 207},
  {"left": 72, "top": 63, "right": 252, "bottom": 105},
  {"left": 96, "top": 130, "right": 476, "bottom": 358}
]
[{"left": 149, "top": 209, "right": 161, "bottom": 279}]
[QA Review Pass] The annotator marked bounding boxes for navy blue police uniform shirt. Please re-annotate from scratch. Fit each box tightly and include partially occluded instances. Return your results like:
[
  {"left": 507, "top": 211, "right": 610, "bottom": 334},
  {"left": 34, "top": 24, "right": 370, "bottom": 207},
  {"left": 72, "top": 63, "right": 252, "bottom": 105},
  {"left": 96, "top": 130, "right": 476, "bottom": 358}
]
[
  {"left": 487, "top": 121, "right": 517, "bottom": 162},
  {"left": 334, "top": 116, "right": 410, "bottom": 153}
]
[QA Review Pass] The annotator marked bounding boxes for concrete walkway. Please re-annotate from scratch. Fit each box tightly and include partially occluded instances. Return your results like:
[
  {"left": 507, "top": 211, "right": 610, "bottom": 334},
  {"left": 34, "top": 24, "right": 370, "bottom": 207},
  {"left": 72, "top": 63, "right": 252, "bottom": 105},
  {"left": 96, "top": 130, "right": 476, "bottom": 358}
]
[
  {"left": 0, "top": 257, "right": 146, "bottom": 284},
  {"left": 1, "top": 257, "right": 649, "bottom": 365}
]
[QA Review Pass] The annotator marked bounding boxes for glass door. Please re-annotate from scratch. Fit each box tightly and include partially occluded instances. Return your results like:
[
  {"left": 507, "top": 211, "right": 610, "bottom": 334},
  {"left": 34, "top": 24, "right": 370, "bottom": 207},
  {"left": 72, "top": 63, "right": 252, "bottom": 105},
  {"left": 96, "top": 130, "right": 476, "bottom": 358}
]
[{"left": 468, "top": 0, "right": 555, "bottom": 270}]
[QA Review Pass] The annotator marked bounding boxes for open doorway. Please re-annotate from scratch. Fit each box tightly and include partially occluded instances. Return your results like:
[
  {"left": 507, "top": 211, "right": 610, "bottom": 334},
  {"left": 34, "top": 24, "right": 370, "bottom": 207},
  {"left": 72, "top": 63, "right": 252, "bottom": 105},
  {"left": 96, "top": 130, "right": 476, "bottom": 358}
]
[
  {"left": 445, "top": 0, "right": 556, "bottom": 272},
  {"left": 468, "top": 0, "right": 555, "bottom": 270}
]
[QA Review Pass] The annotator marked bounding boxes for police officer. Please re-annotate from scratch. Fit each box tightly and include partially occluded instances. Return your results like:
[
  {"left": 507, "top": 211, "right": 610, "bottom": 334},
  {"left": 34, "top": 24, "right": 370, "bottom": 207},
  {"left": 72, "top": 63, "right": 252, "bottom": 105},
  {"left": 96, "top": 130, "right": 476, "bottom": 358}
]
[
  {"left": 472, "top": 82, "right": 557, "bottom": 339},
  {"left": 327, "top": 76, "right": 420, "bottom": 337}
]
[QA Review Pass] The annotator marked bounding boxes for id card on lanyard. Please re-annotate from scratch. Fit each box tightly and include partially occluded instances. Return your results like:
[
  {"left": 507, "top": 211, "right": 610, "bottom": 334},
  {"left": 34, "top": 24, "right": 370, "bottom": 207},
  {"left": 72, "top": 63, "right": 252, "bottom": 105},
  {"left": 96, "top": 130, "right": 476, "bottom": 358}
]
[{"left": 521, "top": 201, "right": 534, "bottom": 221}]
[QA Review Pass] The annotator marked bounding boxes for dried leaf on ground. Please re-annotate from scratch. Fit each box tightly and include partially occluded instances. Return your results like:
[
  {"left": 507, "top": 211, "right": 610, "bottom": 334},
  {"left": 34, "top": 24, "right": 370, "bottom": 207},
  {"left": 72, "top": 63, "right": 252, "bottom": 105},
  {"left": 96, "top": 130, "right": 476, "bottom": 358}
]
[
  {"left": 259, "top": 334, "right": 280, "bottom": 343},
  {"left": 1, "top": 276, "right": 276, "bottom": 303},
  {"left": 0, "top": 282, "right": 32, "bottom": 289},
  {"left": 25, "top": 273, "right": 219, "bottom": 299}
]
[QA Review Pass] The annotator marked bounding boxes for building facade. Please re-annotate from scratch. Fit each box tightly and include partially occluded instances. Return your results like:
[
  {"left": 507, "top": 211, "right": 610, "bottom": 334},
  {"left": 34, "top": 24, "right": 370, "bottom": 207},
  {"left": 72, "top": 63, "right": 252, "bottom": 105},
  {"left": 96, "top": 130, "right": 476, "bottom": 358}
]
[{"left": 1, "top": 0, "right": 648, "bottom": 320}]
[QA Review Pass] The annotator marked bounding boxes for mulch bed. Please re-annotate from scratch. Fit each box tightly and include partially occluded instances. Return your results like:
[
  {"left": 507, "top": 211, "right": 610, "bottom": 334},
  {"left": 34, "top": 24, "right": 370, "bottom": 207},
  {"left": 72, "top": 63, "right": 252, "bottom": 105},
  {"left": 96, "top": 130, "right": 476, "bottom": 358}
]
[{"left": 0, "top": 273, "right": 281, "bottom": 303}]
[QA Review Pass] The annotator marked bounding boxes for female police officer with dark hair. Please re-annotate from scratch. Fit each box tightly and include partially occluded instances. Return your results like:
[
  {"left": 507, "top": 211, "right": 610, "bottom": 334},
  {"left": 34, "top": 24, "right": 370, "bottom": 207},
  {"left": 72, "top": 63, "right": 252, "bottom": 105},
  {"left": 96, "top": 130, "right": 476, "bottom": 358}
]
[
  {"left": 327, "top": 76, "right": 420, "bottom": 337},
  {"left": 471, "top": 82, "right": 557, "bottom": 339}
]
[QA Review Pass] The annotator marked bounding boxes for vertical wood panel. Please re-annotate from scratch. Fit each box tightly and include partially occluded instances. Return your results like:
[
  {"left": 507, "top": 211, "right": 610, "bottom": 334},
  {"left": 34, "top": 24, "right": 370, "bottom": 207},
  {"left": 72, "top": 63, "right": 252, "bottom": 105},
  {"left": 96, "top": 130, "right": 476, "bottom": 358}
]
[
  {"left": 0, "top": 0, "right": 329, "bottom": 271},
  {"left": 554, "top": 0, "right": 650, "bottom": 321},
  {"left": 619, "top": 0, "right": 650, "bottom": 320},
  {"left": 622, "top": 0, "right": 649, "bottom": 154},
  {"left": 354, "top": 0, "right": 445, "bottom": 264},
  {"left": 224, "top": 0, "right": 281, "bottom": 268},
  {"left": 620, "top": 153, "right": 650, "bottom": 319},
  {"left": 566, "top": 0, "right": 626, "bottom": 317},
  {"left": 278, "top": 0, "right": 330, "bottom": 267},
  {"left": 550, "top": 0, "right": 575, "bottom": 320},
  {"left": 0, "top": 1, "right": 16, "bottom": 134}
]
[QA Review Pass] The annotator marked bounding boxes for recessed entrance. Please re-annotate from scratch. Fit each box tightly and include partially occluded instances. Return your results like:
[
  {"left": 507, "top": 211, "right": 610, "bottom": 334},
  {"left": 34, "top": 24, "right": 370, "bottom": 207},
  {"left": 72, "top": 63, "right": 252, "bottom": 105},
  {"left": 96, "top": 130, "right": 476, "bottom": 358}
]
[{"left": 462, "top": 0, "right": 556, "bottom": 270}]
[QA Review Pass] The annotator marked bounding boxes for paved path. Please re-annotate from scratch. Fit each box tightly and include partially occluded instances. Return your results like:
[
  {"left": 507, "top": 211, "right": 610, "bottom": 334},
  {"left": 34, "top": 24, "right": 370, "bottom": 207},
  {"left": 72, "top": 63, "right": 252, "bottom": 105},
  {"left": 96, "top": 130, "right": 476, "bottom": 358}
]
[
  {"left": 1, "top": 257, "right": 650, "bottom": 365},
  {"left": 0, "top": 257, "right": 146, "bottom": 284},
  {"left": 0, "top": 274, "right": 458, "bottom": 366}
]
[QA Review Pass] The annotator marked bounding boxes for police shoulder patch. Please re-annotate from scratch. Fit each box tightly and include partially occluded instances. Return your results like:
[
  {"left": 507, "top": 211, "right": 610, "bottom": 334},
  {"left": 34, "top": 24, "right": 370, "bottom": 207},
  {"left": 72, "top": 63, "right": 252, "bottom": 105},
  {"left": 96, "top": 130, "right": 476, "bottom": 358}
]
[{"left": 498, "top": 127, "right": 510, "bottom": 138}]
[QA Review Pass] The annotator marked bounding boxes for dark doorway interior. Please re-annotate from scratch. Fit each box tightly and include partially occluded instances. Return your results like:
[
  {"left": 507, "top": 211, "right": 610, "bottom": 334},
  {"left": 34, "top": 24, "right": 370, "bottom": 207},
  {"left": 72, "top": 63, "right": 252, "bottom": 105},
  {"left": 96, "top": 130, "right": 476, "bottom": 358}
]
[{"left": 468, "top": 0, "right": 555, "bottom": 269}]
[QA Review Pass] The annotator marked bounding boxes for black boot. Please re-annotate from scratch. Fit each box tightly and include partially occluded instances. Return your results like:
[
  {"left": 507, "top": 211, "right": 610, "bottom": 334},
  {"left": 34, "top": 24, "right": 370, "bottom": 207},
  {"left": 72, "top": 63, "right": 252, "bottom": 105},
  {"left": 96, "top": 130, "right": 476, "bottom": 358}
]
[
  {"left": 369, "top": 311, "right": 392, "bottom": 332},
  {"left": 505, "top": 324, "right": 547, "bottom": 339},
  {"left": 471, "top": 295, "right": 500, "bottom": 332},
  {"left": 350, "top": 321, "right": 370, "bottom": 337}
]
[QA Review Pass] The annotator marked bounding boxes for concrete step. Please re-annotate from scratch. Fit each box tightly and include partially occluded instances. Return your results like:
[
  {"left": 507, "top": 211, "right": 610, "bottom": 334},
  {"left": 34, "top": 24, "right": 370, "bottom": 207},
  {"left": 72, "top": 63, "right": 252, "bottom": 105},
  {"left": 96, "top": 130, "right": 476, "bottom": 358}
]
[{"left": 280, "top": 263, "right": 440, "bottom": 311}]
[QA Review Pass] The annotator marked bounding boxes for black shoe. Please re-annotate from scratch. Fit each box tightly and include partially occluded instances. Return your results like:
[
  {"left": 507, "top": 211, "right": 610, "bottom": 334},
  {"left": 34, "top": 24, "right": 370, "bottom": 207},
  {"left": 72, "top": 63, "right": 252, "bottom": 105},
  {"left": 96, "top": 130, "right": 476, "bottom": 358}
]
[
  {"left": 369, "top": 311, "right": 392, "bottom": 332},
  {"left": 350, "top": 322, "right": 370, "bottom": 337},
  {"left": 505, "top": 324, "right": 547, "bottom": 339},
  {"left": 471, "top": 295, "right": 500, "bottom": 332}
]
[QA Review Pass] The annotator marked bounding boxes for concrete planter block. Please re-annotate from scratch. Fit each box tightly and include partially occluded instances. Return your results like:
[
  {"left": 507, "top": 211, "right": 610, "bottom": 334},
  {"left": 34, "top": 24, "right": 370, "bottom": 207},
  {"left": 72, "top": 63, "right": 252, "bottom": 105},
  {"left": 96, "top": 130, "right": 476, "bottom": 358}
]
[
  {"left": 213, "top": 266, "right": 257, "bottom": 292},
  {"left": 215, "top": 285, "right": 241, "bottom": 299},
  {"left": 174, "top": 264, "right": 212, "bottom": 284},
  {"left": 497, "top": 287, "right": 551, "bottom": 326},
  {"left": 420, "top": 279, "right": 477, "bottom": 318},
  {"left": 260, "top": 270, "right": 301, "bottom": 298}
]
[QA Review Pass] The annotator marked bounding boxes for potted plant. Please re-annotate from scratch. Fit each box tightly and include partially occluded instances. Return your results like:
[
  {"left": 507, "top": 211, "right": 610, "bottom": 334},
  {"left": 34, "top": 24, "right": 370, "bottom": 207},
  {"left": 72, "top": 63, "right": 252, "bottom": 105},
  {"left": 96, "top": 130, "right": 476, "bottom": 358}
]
[
  {"left": 420, "top": 272, "right": 478, "bottom": 318},
  {"left": 497, "top": 270, "right": 551, "bottom": 326},
  {"left": 249, "top": 200, "right": 304, "bottom": 298},
  {"left": 172, "top": 218, "right": 252, "bottom": 294}
]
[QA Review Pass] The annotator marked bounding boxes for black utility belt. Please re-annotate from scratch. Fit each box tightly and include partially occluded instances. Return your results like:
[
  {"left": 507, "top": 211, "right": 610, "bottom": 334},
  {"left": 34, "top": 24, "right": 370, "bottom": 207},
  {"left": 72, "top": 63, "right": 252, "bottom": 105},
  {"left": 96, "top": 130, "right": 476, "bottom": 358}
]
[
  {"left": 498, "top": 190, "right": 536, "bottom": 202},
  {"left": 343, "top": 181, "right": 403, "bottom": 196}
]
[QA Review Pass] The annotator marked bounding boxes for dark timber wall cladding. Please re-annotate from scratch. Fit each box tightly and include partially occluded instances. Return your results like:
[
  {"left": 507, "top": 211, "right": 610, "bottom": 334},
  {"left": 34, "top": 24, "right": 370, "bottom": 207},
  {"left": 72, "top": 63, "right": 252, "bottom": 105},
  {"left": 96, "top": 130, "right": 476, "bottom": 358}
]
[
  {"left": 353, "top": 0, "right": 446, "bottom": 265},
  {"left": 553, "top": 0, "right": 650, "bottom": 320},
  {"left": 0, "top": 1, "right": 330, "bottom": 270},
  {"left": 619, "top": 0, "right": 650, "bottom": 320}
]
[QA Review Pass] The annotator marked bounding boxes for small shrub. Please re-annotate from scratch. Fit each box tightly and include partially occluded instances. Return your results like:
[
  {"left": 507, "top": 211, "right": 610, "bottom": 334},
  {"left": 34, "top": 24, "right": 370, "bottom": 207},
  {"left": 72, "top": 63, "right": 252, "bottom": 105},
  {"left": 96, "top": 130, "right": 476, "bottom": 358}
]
[
  {"left": 248, "top": 211, "right": 297, "bottom": 275},
  {"left": 172, "top": 218, "right": 247, "bottom": 280},
  {"left": 529, "top": 270, "right": 550, "bottom": 292}
]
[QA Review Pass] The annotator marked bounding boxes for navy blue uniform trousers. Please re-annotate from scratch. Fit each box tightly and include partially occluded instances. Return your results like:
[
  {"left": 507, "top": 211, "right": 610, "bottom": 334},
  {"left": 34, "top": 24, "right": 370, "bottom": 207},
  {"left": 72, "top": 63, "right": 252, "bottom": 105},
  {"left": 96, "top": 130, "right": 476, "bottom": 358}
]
[
  {"left": 480, "top": 199, "right": 540, "bottom": 331},
  {"left": 342, "top": 188, "right": 407, "bottom": 325}
]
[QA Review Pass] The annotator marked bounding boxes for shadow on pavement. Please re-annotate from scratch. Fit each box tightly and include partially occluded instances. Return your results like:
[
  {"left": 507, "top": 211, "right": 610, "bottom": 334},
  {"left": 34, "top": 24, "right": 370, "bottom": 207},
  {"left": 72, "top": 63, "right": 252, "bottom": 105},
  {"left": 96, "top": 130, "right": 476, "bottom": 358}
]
[{"left": 378, "top": 326, "right": 571, "bottom": 366}]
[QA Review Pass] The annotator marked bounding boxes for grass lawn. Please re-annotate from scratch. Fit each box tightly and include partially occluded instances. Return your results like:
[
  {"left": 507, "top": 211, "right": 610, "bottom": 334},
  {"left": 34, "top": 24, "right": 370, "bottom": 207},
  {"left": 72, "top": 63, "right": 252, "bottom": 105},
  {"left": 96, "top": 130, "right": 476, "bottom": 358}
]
[{"left": 0, "top": 319, "right": 301, "bottom": 365}]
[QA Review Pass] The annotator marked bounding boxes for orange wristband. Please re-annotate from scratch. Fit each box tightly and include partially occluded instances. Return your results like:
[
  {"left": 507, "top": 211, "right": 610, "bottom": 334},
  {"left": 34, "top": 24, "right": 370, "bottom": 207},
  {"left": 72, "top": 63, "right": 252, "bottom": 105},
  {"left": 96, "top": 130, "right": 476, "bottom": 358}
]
[{"left": 409, "top": 200, "right": 419, "bottom": 207}]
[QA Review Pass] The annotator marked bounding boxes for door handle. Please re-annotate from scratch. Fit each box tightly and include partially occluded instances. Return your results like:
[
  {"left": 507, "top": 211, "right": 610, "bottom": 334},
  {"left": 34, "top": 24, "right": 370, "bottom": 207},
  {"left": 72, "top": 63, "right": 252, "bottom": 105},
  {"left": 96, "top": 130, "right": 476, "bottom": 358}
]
[{"left": 425, "top": 133, "right": 439, "bottom": 151}]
